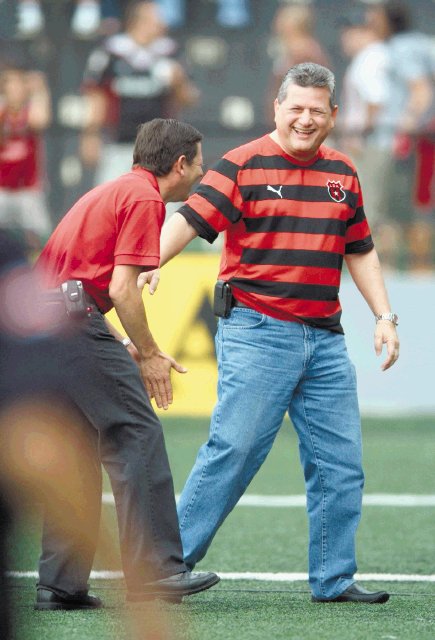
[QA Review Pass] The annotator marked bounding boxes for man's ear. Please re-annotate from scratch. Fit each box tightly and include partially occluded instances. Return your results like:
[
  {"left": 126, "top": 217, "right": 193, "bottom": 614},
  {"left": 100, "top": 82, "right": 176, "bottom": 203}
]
[
  {"left": 174, "top": 155, "right": 186, "bottom": 176},
  {"left": 330, "top": 105, "right": 339, "bottom": 129}
]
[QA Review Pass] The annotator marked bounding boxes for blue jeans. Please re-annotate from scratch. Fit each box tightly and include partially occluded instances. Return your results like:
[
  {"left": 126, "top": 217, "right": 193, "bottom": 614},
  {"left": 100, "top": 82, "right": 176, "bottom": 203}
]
[{"left": 177, "top": 307, "right": 364, "bottom": 599}]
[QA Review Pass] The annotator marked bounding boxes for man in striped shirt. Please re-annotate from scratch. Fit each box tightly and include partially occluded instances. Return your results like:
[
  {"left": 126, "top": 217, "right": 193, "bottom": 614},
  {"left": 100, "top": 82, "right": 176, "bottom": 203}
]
[{"left": 139, "top": 63, "right": 400, "bottom": 603}]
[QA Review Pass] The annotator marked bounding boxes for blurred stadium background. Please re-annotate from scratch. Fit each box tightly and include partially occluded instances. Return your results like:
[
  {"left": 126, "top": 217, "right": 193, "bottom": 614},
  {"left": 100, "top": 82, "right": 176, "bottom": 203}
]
[{"left": 1, "top": 1, "right": 434, "bottom": 638}]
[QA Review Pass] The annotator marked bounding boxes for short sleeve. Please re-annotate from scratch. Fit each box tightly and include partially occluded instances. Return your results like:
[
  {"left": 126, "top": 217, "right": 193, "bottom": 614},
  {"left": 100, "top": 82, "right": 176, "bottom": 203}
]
[
  {"left": 114, "top": 199, "right": 165, "bottom": 267},
  {"left": 178, "top": 157, "right": 243, "bottom": 244},
  {"left": 83, "top": 46, "right": 111, "bottom": 88},
  {"left": 345, "top": 175, "right": 374, "bottom": 254}
]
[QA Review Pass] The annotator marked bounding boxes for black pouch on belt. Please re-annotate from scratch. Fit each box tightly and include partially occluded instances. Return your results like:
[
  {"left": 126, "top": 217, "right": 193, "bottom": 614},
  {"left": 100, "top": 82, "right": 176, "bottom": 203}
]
[
  {"left": 60, "top": 280, "right": 91, "bottom": 318},
  {"left": 213, "top": 280, "right": 233, "bottom": 318}
]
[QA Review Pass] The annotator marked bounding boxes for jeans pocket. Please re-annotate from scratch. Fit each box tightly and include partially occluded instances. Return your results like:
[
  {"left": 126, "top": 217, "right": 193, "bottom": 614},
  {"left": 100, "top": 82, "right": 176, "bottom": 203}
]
[{"left": 224, "top": 308, "right": 266, "bottom": 330}]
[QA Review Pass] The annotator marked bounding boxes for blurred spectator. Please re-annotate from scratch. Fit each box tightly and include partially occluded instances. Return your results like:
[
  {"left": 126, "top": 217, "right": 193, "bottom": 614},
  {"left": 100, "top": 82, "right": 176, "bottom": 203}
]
[
  {"left": 154, "top": 0, "right": 251, "bottom": 30},
  {"left": 0, "top": 63, "right": 52, "bottom": 254},
  {"left": 80, "top": 0, "right": 199, "bottom": 184},
  {"left": 0, "top": 229, "right": 27, "bottom": 640},
  {"left": 265, "top": 3, "right": 331, "bottom": 125},
  {"left": 366, "top": 0, "right": 435, "bottom": 271},
  {"left": 0, "top": 228, "right": 62, "bottom": 636},
  {"left": 337, "top": 8, "right": 401, "bottom": 270},
  {"left": 16, "top": 0, "right": 121, "bottom": 40}
]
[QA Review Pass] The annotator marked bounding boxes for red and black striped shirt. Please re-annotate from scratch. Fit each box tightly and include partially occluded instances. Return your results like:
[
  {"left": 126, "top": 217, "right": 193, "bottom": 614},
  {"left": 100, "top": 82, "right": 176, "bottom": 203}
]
[{"left": 179, "top": 134, "right": 374, "bottom": 333}]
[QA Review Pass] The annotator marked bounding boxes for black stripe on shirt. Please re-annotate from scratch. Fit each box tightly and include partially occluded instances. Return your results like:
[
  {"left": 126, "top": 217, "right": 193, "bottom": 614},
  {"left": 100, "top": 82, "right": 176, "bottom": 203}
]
[
  {"left": 195, "top": 184, "right": 242, "bottom": 223},
  {"left": 346, "top": 206, "right": 366, "bottom": 228},
  {"left": 345, "top": 237, "right": 374, "bottom": 254},
  {"left": 212, "top": 158, "right": 240, "bottom": 182},
  {"left": 241, "top": 248, "right": 343, "bottom": 270},
  {"left": 231, "top": 277, "right": 339, "bottom": 301},
  {"left": 178, "top": 204, "right": 218, "bottom": 244},
  {"left": 244, "top": 215, "right": 346, "bottom": 236},
  {"left": 298, "top": 310, "right": 344, "bottom": 333},
  {"left": 242, "top": 155, "right": 356, "bottom": 177},
  {"left": 239, "top": 184, "right": 353, "bottom": 204}
]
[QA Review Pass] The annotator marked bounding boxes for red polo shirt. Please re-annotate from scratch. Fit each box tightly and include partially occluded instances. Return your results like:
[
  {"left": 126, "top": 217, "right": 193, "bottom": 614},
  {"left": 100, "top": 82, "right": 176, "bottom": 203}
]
[{"left": 37, "top": 168, "right": 164, "bottom": 312}]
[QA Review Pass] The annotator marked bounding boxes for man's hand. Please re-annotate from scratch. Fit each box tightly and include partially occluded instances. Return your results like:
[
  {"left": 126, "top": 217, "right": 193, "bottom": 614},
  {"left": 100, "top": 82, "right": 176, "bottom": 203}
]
[
  {"left": 139, "top": 352, "right": 187, "bottom": 410},
  {"left": 374, "top": 321, "right": 400, "bottom": 371},
  {"left": 137, "top": 269, "right": 160, "bottom": 294}
]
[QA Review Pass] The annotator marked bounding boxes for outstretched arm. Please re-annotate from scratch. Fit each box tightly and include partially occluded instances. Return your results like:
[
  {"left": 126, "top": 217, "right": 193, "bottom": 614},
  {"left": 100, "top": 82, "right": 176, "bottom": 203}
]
[
  {"left": 345, "top": 248, "right": 399, "bottom": 371},
  {"left": 137, "top": 212, "right": 198, "bottom": 291}
]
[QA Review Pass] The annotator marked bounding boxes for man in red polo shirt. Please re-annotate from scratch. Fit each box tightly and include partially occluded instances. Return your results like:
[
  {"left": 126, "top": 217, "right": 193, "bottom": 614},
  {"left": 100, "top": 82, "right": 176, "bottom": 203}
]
[{"left": 35, "top": 118, "right": 219, "bottom": 609}]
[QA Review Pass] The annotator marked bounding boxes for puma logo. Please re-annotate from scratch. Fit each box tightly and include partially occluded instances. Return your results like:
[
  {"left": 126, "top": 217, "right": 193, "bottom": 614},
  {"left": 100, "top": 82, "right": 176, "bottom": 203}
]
[{"left": 266, "top": 185, "right": 283, "bottom": 199}]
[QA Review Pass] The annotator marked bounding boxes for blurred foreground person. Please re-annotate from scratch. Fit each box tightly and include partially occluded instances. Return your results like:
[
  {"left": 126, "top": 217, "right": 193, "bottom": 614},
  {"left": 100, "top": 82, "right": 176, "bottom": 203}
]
[
  {"left": 139, "top": 63, "right": 400, "bottom": 604},
  {"left": 0, "top": 228, "right": 173, "bottom": 637},
  {"left": 0, "top": 63, "right": 52, "bottom": 252},
  {"left": 34, "top": 118, "right": 218, "bottom": 610},
  {"left": 0, "top": 228, "right": 29, "bottom": 640},
  {"left": 0, "top": 229, "right": 92, "bottom": 627}
]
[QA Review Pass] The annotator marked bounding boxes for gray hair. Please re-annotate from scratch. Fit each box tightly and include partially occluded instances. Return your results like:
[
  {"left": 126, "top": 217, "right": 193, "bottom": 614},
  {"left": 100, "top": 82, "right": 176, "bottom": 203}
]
[{"left": 277, "top": 62, "right": 336, "bottom": 110}]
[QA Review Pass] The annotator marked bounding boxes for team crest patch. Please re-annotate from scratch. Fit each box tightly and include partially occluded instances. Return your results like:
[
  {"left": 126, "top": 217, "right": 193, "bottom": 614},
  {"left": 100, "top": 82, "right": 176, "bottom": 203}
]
[{"left": 326, "top": 180, "right": 346, "bottom": 203}]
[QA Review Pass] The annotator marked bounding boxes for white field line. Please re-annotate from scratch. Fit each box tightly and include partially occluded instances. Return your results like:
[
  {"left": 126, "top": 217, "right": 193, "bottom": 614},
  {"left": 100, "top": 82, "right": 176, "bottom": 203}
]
[
  {"left": 6, "top": 571, "right": 435, "bottom": 583},
  {"left": 101, "top": 493, "right": 435, "bottom": 507}
]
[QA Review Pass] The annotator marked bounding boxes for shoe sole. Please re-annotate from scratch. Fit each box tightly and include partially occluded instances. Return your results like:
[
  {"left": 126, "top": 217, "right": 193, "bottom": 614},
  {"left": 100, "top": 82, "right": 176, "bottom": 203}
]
[
  {"left": 34, "top": 603, "right": 103, "bottom": 611},
  {"left": 312, "top": 593, "right": 390, "bottom": 604},
  {"left": 127, "top": 574, "right": 221, "bottom": 603}
]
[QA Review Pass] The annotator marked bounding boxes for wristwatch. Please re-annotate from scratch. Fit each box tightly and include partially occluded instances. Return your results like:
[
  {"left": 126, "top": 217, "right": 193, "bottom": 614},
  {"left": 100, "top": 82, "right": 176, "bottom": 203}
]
[{"left": 375, "top": 312, "right": 399, "bottom": 326}]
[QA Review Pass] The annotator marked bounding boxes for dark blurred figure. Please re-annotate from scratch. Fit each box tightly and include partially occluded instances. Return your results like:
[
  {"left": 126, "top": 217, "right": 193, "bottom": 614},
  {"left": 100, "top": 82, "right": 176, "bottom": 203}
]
[
  {"left": 0, "top": 497, "right": 11, "bottom": 640},
  {"left": 367, "top": 0, "right": 435, "bottom": 271},
  {"left": 0, "top": 227, "right": 172, "bottom": 634},
  {"left": 265, "top": 3, "right": 331, "bottom": 126},
  {"left": 337, "top": 9, "right": 402, "bottom": 271},
  {"left": 0, "top": 229, "right": 28, "bottom": 640},
  {"left": 0, "top": 229, "right": 83, "bottom": 631},
  {"left": 80, "top": 0, "right": 199, "bottom": 184},
  {"left": 0, "top": 62, "right": 52, "bottom": 254}
]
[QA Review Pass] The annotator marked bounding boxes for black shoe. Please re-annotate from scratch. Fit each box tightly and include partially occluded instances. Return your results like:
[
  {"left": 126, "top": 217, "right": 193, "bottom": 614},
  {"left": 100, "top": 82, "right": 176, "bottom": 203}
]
[
  {"left": 35, "top": 587, "right": 103, "bottom": 611},
  {"left": 312, "top": 582, "right": 390, "bottom": 604},
  {"left": 126, "top": 571, "right": 220, "bottom": 603}
]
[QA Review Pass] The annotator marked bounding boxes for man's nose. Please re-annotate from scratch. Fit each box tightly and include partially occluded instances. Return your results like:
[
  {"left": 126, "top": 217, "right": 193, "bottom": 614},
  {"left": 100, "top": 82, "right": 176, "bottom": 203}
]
[{"left": 298, "top": 109, "right": 313, "bottom": 125}]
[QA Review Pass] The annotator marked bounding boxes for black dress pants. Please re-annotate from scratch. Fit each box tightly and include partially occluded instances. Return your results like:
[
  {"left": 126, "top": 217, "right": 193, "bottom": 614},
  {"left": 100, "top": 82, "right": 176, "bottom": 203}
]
[{"left": 38, "top": 312, "right": 186, "bottom": 594}]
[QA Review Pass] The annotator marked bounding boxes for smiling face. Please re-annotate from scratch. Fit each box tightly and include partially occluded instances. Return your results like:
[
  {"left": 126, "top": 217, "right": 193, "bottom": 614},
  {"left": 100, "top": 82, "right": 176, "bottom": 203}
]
[{"left": 273, "top": 83, "right": 338, "bottom": 161}]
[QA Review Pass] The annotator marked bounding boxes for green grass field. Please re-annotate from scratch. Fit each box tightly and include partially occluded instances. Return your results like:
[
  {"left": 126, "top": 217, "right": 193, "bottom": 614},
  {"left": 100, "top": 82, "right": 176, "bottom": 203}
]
[{"left": 7, "top": 416, "right": 435, "bottom": 640}]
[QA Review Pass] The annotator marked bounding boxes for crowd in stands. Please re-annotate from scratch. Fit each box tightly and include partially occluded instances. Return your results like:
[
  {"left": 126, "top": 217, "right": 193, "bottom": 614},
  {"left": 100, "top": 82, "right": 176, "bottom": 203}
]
[{"left": 1, "top": 0, "right": 434, "bottom": 270}]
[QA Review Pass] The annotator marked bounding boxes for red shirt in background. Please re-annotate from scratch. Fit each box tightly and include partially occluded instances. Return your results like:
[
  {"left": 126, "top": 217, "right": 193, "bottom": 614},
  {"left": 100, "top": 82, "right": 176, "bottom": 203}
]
[
  {"left": 0, "top": 105, "right": 42, "bottom": 189},
  {"left": 37, "top": 168, "right": 164, "bottom": 312}
]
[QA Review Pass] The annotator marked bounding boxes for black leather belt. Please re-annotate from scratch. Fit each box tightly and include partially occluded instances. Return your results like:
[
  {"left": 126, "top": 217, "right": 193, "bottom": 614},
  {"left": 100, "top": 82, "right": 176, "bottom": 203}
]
[
  {"left": 83, "top": 291, "right": 99, "bottom": 310},
  {"left": 231, "top": 297, "right": 250, "bottom": 309},
  {"left": 43, "top": 281, "right": 99, "bottom": 317}
]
